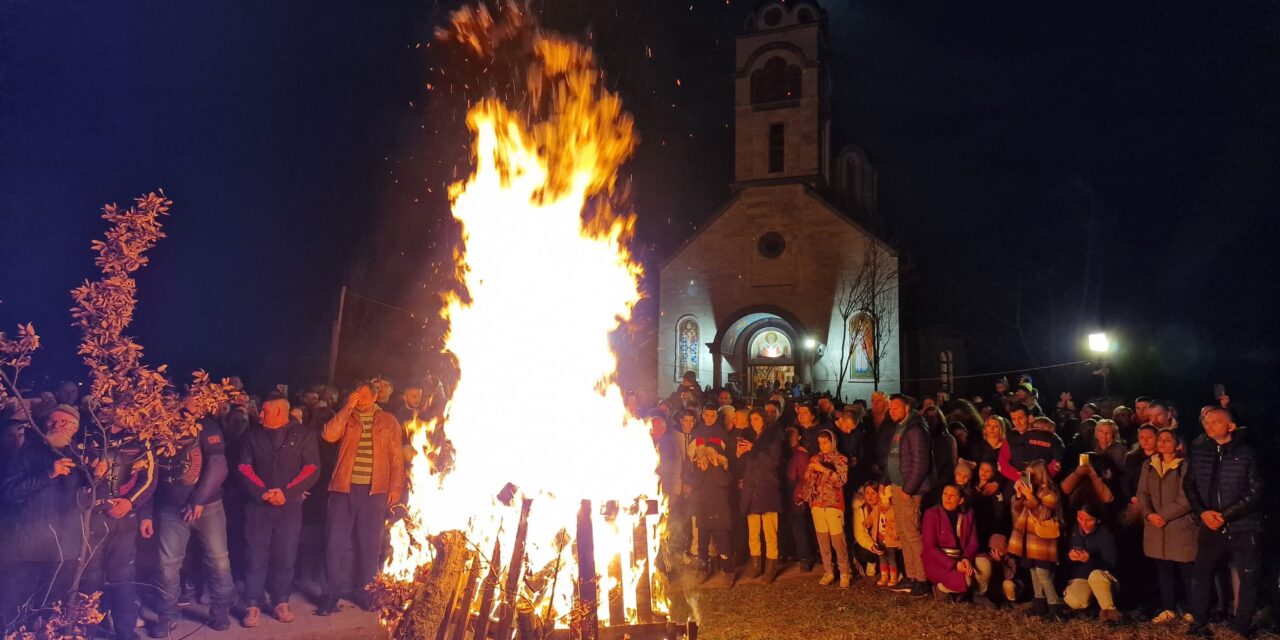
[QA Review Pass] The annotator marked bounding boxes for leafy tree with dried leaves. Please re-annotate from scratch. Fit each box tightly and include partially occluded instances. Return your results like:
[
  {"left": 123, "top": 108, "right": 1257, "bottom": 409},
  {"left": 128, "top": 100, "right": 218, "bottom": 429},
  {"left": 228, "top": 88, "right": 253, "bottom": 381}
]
[
  {"left": 3, "top": 192, "right": 228, "bottom": 640},
  {"left": 0, "top": 323, "right": 40, "bottom": 406},
  {"left": 71, "top": 191, "right": 228, "bottom": 457}
]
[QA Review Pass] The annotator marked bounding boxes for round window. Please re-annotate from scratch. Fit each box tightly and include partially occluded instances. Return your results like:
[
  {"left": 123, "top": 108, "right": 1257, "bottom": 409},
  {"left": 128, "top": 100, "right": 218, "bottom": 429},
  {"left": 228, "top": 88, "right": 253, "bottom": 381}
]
[
  {"left": 757, "top": 232, "right": 786, "bottom": 259},
  {"left": 763, "top": 7, "right": 783, "bottom": 27}
]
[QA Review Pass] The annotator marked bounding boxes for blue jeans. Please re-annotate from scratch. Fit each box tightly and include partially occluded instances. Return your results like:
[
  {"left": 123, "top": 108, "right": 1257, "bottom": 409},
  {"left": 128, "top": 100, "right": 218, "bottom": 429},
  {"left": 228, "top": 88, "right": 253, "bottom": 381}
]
[{"left": 156, "top": 500, "right": 235, "bottom": 617}]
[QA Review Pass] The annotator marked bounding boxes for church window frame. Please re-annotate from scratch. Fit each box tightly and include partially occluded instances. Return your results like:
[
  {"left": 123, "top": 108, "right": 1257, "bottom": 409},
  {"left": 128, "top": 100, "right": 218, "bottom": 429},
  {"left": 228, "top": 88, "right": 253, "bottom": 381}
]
[
  {"left": 939, "top": 350, "right": 954, "bottom": 393},
  {"left": 849, "top": 311, "right": 876, "bottom": 380},
  {"left": 750, "top": 55, "right": 802, "bottom": 106},
  {"left": 768, "top": 122, "right": 785, "bottom": 173},
  {"left": 675, "top": 315, "right": 701, "bottom": 383},
  {"left": 762, "top": 7, "right": 784, "bottom": 27},
  {"left": 757, "top": 231, "right": 786, "bottom": 259}
]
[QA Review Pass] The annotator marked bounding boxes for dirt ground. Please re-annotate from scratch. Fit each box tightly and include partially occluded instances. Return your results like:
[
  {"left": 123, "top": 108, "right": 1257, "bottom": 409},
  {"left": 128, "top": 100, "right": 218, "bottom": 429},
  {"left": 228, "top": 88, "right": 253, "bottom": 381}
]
[{"left": 665, "top": 564, "right": 1278, "bottom": 640}]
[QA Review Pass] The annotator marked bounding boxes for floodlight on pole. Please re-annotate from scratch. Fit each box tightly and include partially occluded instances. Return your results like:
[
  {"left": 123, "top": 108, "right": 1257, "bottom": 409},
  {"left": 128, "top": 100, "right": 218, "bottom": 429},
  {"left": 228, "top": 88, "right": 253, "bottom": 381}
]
[{"left": 1088, "top": 332, "right": 1110, "bottom": 353}]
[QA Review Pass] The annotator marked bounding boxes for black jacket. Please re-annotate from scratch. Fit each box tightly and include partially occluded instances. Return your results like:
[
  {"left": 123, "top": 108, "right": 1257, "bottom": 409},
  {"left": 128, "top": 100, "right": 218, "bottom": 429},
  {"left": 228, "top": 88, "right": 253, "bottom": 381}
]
[
  {"left": 1182, "top": 435, "right": 1262, "bottom": 534},
  {"left": 0, "top": 439, "right": 89, "bottom": 562},
  {"left": 143, "top": 417, "right": 228, "bottom": 518},
  {"left": 1011, "top": 429, "right": 1065, "bottom": 475},
  {"left": 79, "top": 427, "right": 156, "bottom": 510},
  {"left": 237, "top": 421, "right": 320, "bottom": 505},
  {"left": 736, "top": 425, "right": 783, "bottom": 515}
]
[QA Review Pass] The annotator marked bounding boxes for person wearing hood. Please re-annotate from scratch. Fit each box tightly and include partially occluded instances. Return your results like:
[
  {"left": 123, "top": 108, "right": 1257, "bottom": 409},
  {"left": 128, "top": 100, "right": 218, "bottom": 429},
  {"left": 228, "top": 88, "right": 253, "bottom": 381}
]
[{"left": 799, "top": 429, "right": 852, "bottom": 588}]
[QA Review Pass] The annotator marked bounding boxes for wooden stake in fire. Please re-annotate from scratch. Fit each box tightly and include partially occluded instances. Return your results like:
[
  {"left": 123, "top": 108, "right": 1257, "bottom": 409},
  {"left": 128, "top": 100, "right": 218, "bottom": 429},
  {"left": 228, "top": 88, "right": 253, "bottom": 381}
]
[
  {"left": 634, "top": 499, "right": 659, "bottom": 624},
  {"left": 575, "top": 499, "right": 599, "bottom": 640},
  {"left": 494, "top": 496, "right": 533, "bottom": 639}
]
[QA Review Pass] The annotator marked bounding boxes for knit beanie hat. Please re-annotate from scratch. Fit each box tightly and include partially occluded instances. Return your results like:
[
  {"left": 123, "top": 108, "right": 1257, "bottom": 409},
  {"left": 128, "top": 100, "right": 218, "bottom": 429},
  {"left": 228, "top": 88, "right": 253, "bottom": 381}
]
[{"left": 48, "top": 404, "right": 81, "bottom": 426}]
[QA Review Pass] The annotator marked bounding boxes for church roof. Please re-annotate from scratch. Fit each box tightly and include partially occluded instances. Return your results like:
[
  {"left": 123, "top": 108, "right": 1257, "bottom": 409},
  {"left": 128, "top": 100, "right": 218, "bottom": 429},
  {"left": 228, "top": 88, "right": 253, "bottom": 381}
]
[{"left": 658, "top": 182, "right": 897, "bottom": 271}]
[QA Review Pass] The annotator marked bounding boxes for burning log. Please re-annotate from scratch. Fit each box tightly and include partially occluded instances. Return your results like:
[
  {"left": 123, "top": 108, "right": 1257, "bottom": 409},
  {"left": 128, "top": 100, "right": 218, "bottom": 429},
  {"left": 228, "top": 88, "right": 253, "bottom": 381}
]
[{"left": 391, "top": 530, "right": 470, "bottom": 640}]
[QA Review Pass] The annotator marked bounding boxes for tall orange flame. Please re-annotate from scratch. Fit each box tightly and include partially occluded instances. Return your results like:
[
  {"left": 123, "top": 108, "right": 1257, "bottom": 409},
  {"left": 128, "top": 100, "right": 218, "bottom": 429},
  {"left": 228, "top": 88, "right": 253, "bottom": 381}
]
[{"left": 384, "top": 4, "right": 665, "bottom": 630}]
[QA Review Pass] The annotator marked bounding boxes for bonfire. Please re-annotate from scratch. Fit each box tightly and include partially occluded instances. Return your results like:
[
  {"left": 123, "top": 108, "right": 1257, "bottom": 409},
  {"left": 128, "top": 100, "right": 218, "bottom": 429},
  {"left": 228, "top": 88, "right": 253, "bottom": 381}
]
[{"left": 376, "top": 5, "right": 673, "bottom": 639}]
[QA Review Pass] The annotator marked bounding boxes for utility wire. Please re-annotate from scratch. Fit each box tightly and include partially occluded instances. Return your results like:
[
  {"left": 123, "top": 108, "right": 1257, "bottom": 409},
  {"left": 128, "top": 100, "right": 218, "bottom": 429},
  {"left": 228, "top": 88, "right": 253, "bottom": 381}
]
[{"left": 345, "top": 289, "right": 420, "bottom": 319}]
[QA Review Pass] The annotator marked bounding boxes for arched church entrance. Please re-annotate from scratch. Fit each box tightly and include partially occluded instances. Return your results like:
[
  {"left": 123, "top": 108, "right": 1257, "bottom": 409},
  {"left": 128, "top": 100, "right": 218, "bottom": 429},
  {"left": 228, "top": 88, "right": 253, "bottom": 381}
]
[{"left": 711, "top": 307, "right": 809, "bottom": 402}]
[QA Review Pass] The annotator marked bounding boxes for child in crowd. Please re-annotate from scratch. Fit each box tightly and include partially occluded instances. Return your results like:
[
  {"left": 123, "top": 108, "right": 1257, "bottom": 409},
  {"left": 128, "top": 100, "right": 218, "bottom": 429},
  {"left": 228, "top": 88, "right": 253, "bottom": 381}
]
[
  {"left": 971, "top": 461, "right": 1009, "bottom": 547},
  {"left": 1009, "top": 459, "right": 1066, "bottom": 619},
  {"left": 974, "top": 533, "right": 1022, "bottom": 606},
  {"left": 689, "top": 436, "right": 735, "bottom": 586},
  {"left": 799, "top": 430, "right": 852, "bottom": 588},
  {"left": 954, "top": 459, "right": 976, "bottom": 501},
  {"left": 853, "top": 481, "right": 900, "bottom": 587}
]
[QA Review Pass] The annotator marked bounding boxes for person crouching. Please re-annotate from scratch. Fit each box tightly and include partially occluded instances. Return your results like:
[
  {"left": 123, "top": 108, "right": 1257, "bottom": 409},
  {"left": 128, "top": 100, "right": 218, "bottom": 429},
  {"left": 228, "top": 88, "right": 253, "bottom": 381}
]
[{"left": 922, "top": 484, "right": 979, "bottom": 602}]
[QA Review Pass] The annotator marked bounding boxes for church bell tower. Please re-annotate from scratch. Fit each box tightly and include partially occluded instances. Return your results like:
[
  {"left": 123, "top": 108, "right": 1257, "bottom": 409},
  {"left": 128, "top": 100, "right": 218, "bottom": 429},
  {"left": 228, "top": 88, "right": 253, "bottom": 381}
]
[{"left": 733, "top": 1, "right": 830, "bottom": 187}]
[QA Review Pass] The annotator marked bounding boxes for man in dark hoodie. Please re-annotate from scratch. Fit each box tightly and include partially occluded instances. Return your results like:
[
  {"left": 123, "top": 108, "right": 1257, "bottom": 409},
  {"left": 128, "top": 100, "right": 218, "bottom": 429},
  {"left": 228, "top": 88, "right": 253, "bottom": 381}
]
[
  {"left": 0, "top": 407, "right": 86, "bottom": 630},
  {"left": 237, "top": 398, "right": 320, "bottom": 627},
  {"left": 1183, "top": 408, "right": 1262, "bottom": 638},
  {"left": 883, "top": 394, "right": 934, "bottom": 597}
]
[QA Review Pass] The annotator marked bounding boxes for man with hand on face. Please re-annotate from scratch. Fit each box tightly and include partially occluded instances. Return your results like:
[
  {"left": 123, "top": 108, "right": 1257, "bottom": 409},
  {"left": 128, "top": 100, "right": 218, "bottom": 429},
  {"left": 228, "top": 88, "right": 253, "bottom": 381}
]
[
  {"left": 317, "top": 381, "right": 406, "bottom": 615},
  {"left": 237, "top": 398, "right": 319, "bottom": 627}
]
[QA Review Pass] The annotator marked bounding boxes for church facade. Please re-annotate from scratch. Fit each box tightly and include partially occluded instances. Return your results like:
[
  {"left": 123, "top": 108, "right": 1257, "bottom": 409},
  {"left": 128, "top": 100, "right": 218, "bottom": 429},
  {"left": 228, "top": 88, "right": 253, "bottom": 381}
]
[{"left": 654, "top": 0, "right": 901, "bottom": 402}]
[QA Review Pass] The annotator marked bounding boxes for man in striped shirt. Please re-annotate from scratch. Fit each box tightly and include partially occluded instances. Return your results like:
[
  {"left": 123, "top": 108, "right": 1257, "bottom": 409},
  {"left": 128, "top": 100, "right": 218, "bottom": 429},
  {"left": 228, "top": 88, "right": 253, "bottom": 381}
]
[{"left": 316, "top": 381, "right": 406, "bottom": 615}]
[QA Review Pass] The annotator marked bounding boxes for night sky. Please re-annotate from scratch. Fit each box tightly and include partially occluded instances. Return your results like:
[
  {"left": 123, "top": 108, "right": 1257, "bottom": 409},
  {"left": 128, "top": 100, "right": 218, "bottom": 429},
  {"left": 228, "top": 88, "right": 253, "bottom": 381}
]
[{"left": 2, "top": 2, "right": 1278, "bottom": 419}]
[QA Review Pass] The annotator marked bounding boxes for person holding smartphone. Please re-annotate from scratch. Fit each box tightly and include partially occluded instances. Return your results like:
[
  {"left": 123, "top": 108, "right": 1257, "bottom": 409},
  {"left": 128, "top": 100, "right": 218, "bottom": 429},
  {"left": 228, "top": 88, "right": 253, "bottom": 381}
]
[
  {"left": 1008, "top": 460, "right": 1065, "bottom": 619},
  {"left": 1062, "top": 503, "right": 1121, "bottom": 622}
]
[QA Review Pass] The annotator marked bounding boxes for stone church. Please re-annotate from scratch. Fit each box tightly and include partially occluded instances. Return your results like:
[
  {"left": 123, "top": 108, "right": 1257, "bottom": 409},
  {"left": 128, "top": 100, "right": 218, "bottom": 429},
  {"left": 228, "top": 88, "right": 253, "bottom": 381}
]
[{"left": 653, "top": 0, "right": 901, "bottom": 402}]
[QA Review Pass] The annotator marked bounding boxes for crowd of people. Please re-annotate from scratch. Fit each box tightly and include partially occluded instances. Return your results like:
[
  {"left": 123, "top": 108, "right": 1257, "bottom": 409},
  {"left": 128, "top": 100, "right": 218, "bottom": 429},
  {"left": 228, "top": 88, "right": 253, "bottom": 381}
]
[
  {"left": 0, "top": 370, "right": 1264, "bottom": 639},
  {"left": 649, "top": 371, "right": 1263, "bottom": 638},
  {"left": 0, "top": 376, "right": 441, "bottom": 638}
]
